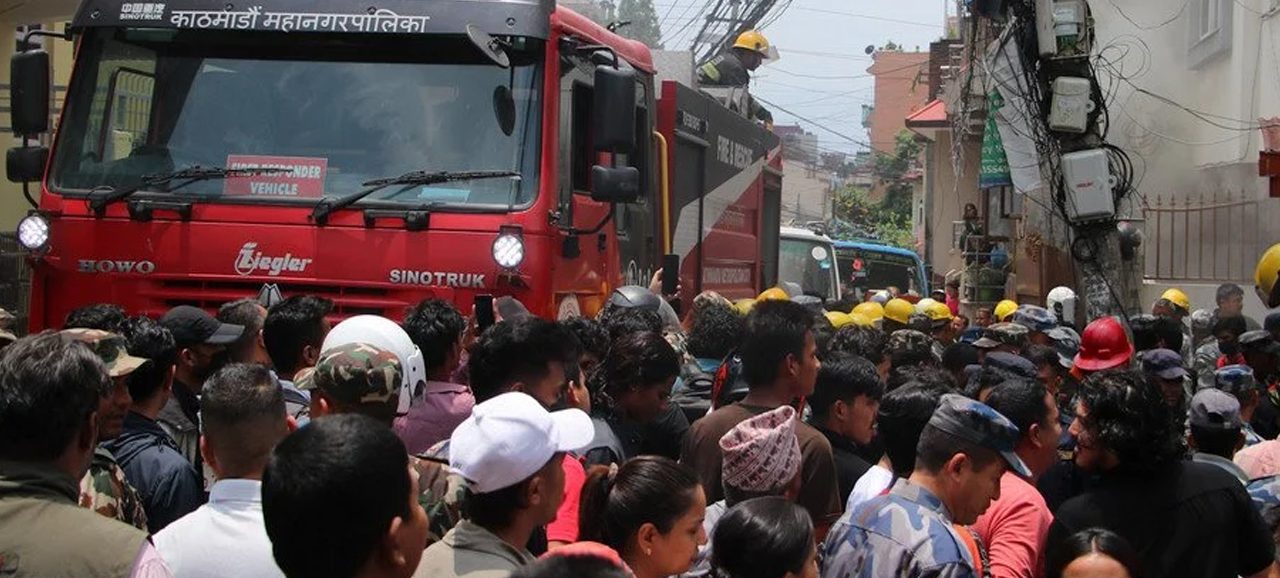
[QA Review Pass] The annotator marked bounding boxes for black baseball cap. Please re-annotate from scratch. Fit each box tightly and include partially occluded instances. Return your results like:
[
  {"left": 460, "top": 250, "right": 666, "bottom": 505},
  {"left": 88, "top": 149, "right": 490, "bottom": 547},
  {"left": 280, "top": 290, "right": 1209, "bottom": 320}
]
[{"left": 160, "top": 305, "right": 244, "bottom": 348}]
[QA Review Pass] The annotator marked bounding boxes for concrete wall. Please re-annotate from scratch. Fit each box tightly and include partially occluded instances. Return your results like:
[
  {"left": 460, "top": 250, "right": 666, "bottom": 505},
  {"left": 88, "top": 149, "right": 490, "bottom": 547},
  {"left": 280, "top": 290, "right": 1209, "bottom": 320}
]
[
  {"left": 0, "top": 10, "right": 76, "bottom": 232},
  {"left": 1090, "top": 0, "right": 1280, "bottom": 282},
  {"left": 867, "top": 51, "right": 930, "bottom": 154},
  {"left": 922, "top": 131, "right": 982, "bottom": 281},
  {"left": 780, "top": 158, "right": 833, "bottom": 225}
]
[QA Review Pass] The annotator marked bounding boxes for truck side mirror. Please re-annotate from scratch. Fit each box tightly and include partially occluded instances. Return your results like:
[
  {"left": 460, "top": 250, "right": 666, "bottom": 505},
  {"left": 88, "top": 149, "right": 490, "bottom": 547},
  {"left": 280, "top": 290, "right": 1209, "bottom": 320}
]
[
  {"left": 6, "top": 146, "right": 48, "bottom": 183},
  {"left": 11, "top": 50, "right": 51, "bottom": 136},
  {"left": 590, "top": 165, "right": 640, "bottom": 203},
  {"left": 592, "top": 65, "right": 637, "bottom": 154}
]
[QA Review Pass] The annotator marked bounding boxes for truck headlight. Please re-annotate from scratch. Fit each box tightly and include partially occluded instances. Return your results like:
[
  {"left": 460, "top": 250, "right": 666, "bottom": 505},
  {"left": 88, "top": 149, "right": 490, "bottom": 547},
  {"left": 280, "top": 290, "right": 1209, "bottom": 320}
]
[
  {"left": 492, "top": 229, "right": 525, "bottom": 270},
  {"left": 17, "top": 214, "right": 49, "bottom": 251}
]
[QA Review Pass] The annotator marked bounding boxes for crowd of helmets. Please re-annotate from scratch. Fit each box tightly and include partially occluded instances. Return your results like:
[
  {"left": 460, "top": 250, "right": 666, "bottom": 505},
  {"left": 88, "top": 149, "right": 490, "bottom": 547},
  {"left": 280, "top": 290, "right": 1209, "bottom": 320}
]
[{"left": 6, "top": 245, "right": 1280, "bottom": 578}]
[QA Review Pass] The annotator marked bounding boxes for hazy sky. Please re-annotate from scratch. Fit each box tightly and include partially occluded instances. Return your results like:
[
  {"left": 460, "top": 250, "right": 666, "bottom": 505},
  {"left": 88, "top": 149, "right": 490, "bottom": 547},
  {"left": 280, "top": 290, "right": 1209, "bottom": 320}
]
[{"left": 652, "top": 0, "right": 951, "bottom": 156}]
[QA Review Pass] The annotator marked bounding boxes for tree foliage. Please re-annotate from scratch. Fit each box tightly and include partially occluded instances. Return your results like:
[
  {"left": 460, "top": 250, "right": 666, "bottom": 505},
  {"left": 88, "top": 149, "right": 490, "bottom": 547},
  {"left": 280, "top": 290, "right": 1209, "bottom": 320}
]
[
  {"left": 830, "top": 130, "right": 922, "bottom": 251},
  {"left": 617, "top": 0, "right": 664, "bottom": 48},
  {"left": 569, "top": 0, "right": 664, "bottom": 48},
  {"left": 830, "top": 186, "right": 914, "bottom": 250}
]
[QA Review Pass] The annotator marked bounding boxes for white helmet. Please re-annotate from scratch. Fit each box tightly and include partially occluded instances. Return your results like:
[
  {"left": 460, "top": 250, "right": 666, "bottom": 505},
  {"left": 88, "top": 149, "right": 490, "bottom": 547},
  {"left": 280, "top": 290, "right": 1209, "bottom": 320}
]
[
  {"left": 321, "top": 315, "right": 426, "bottom": 416},
  {"left": 871, "top": 290, "right": 890, "bottom": 305},
  {"left": 1046, "top": 286, "right": 1078, "bottom": 327},
  {"left": 915, "top": 298, "right": 939, "bottom": 314}
]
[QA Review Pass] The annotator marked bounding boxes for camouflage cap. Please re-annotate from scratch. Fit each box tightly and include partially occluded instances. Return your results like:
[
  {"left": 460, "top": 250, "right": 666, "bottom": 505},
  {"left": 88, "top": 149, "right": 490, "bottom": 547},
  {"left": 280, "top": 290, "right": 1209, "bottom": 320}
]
[
  {"left": 928, "top": 393, "right": 1032, "bottom": 477},
  {"left": 1215, "top": 364, "right": 1258, "bottom": 395},
  {"left": 887, "top": 329, "right": 934, "bottom": 357},
  {"left": 59, "top": 328, "right": 149, "bottom": 378},
  {"left": 973, "top": 322, "right": 1029, "bottom": 350},
  {"left": 298, "top": 342, "right": 403, "bottom": 405},
  {"left": 1011, "top": 305, "right": 1058, "bottom": 333}
]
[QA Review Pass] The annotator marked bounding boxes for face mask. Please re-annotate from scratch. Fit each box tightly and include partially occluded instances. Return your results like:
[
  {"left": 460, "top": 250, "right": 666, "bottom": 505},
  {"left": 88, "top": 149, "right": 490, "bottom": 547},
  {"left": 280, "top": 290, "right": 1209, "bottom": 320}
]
[{"left": 1220, "top": 341, "right": 1241, "bottom": 356}]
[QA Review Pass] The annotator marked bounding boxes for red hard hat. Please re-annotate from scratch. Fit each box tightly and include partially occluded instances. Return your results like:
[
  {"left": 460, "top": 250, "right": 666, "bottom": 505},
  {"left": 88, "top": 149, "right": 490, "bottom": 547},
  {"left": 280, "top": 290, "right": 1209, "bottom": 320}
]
[{"left": 1074, "top": 316, "right": 1135, "bottom": 372}]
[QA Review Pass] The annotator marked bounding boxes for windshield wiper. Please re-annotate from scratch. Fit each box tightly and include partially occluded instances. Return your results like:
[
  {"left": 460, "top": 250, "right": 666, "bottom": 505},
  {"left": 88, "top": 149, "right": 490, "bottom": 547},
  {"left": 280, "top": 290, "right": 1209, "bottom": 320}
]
[
  {"left": 310, "top": 169, "right": 521, "bottom": 225},
  {"left": 89, "top": 165, "right": 292, "bottom": 214}
]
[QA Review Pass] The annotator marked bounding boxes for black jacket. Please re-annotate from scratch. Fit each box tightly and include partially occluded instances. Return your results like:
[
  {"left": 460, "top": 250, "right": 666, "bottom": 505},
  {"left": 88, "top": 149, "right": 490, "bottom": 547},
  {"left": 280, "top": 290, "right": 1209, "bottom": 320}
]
[{"left": 104, "top": 411, "right": 204, "bottom": 533}]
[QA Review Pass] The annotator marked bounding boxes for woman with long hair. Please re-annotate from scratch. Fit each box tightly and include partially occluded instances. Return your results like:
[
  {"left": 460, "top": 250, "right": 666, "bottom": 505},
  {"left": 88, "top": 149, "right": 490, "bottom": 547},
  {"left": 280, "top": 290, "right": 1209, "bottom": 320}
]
[{"left": 579, "top": 456, "right": 707, "bottom": 578}]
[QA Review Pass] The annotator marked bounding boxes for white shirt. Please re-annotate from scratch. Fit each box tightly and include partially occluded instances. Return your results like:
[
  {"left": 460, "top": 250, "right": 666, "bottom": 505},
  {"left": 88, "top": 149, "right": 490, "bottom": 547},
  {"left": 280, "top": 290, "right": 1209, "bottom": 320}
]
[
  {"left": 845, "top": 464, "right": 895, "bottom": 514},
  {"left": 153, "top": 479, "right": 285, "bottom": 578}
]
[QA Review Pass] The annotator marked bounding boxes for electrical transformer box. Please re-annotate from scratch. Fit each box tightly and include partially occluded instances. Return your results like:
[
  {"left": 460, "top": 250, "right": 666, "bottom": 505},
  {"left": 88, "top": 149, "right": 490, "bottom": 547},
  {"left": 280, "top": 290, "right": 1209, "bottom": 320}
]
[
  {"left": 1061, "top": 149, "right": 1115, "bottom": 223},
  {"left": 1050, "top": 76, "right": 1093, "bottom": 133}
]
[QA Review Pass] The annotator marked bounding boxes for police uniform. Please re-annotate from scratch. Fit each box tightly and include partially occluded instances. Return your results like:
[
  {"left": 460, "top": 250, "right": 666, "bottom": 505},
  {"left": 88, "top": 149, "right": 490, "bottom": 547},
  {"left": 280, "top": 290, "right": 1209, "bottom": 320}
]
[
  {"left": 821, "top": 395, "right": 1031, "bottom": 578},
  {"left": 1248, "top": 474, "right": 1280, "bottom": 562}
]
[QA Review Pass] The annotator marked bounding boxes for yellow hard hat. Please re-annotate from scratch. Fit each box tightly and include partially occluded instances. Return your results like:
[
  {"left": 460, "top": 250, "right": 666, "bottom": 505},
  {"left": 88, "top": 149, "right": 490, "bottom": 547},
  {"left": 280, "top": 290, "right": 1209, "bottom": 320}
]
[
  {"left": 848, "top": 312, "right": 875, "bottom": 328},
  {"left": 1159, "top": 288, "right": 1191, "bottom": 313},
  {"left": 884, "top": 298, "right": 914, "bottom": 324},
  {"left": 825, "top": 311, "right": 853, "bottom": 328},
  {"left": 852, "top": 301, "right": 885, "bottom": 322},
  {"left": 925, "top": 301, "right": 954, "bottom": 322},
  {"left": 1258, "top": 243, "right": 1280, "bottom": 308},
  {"left": 994, "top": 300, "right": 1018, "bottom": 321},
  {"left": 758, "top": 287, "right": 790, "bottom": 302},
  {"left": 733, "top": 30, "right": 772, "bottom": 56},
  {"left": 733, "top": 298, "right": 757, "bottom": 315}
]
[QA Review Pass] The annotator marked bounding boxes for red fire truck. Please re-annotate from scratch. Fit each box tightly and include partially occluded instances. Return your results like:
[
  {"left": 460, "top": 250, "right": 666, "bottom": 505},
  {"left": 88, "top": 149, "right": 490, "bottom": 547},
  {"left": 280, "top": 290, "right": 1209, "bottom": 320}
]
[{"left": 8, "top": 0, "right": 783, "bottom": 326}]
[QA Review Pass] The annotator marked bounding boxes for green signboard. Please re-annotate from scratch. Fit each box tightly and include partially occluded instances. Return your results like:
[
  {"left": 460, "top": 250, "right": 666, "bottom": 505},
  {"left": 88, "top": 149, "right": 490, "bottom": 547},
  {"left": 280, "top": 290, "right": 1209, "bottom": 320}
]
[{"left": 980, "top": 90, "right": 1012, "bottom": 189}]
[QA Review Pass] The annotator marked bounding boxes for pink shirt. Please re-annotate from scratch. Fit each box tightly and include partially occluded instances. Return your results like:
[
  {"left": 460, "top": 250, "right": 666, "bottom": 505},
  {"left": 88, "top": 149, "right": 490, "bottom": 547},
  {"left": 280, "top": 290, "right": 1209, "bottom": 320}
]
[
  {"left": 133, "top": 542, "right": 173, "bottom": 578},
  {"left": 393, "top": 381, "right": 475, "bottom": 455},
  {"left": 547, "top": 455, "right": 587, "bottom": 544},
  {"left": 1237, "top": 439, "right": 1280, "bottom": 479},
  {"left": 971, "top": 473, "right": 1053, "bottom": 578}
]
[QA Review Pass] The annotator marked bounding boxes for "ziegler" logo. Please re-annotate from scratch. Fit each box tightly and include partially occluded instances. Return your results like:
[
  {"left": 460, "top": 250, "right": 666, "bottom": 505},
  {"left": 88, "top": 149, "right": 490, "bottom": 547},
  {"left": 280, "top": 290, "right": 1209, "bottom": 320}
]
[{"left": 235, "top": 242, "right": 313, "bottom": 277}]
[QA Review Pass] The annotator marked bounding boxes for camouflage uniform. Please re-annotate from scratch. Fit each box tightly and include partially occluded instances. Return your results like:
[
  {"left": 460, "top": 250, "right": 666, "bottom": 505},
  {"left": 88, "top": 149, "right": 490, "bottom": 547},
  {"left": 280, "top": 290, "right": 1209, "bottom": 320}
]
[
  {"left": 821, "top": 395, "right": 1030, "bottom": 578},
  {"left": 79, "top": 447, "right": 148, "bottom": 531},
  {"left": 300, "top": 343, "right": 463, "bottom": 546},
  {"left": 61, "top": 329, "right": 152, "bottom": 531},
  {"left": 821, "top": 478, "right": 977, "bottom": 578},
  {"left": 1248, "top": 475, "right": 1280, "bottom": 561},
  {"left": 415, "top": 440, "right": 466, "bottom": 546}
]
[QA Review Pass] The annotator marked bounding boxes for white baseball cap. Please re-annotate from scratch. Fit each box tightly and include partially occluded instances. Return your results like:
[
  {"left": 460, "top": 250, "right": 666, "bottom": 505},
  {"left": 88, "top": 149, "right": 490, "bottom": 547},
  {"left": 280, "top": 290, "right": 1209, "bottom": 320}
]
[{"left": 449, "top": 392, "right": 594, "bottom": 494}]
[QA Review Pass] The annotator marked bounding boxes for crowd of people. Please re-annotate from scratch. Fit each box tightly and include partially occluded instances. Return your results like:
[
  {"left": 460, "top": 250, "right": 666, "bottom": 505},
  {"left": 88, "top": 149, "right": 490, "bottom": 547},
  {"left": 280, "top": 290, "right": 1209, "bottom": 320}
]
[{"left": 5, "top": 266, "right": 1280, "bottom": 578}]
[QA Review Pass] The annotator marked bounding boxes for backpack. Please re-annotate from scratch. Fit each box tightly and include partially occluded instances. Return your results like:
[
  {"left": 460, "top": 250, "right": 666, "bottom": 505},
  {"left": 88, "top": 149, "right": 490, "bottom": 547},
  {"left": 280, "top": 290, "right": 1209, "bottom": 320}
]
[{"left": 671, "top": 360, "right": 717, "bottom": 425}]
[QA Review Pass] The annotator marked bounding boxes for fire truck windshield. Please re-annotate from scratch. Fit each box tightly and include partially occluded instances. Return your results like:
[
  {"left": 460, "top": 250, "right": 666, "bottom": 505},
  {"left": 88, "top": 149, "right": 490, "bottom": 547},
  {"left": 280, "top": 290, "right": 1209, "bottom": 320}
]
[{"left": 49, "top": 28, "right": 544, "bottom": 210}]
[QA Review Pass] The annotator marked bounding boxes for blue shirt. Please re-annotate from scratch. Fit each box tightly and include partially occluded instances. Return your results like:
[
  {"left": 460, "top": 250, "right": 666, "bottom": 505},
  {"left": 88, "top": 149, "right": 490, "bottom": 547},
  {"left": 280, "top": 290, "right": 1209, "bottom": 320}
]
[{"left": 821, "top": 478, "right": 975, "bottom": 578}]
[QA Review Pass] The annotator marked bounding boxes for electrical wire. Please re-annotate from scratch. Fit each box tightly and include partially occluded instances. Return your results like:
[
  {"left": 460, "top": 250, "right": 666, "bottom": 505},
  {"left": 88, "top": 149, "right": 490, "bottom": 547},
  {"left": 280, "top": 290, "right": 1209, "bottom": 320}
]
[{"left": 1102, "top": 0, "right": 1191, "bottom": 31}]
